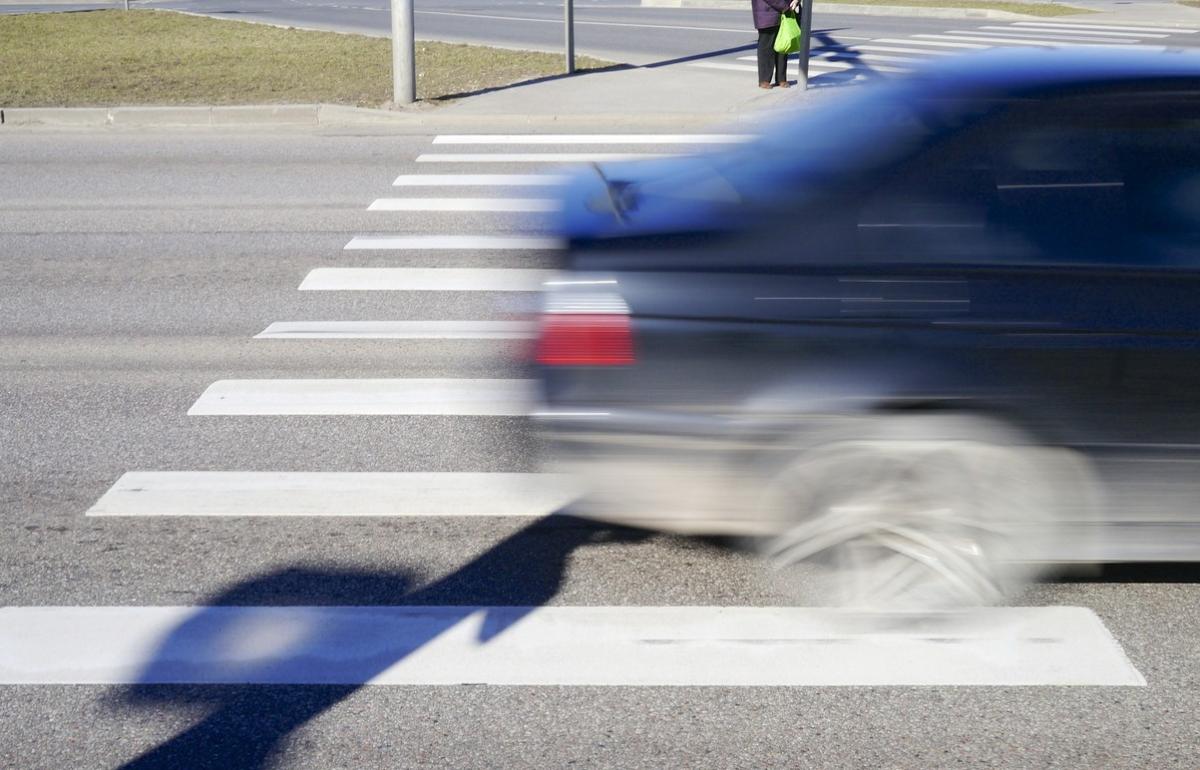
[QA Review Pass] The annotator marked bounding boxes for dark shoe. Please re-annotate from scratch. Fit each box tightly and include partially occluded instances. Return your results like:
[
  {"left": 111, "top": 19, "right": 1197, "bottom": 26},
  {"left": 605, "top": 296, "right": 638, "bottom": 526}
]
[{"left": 759, "top": 81, "right": 775, "bottom": 89}]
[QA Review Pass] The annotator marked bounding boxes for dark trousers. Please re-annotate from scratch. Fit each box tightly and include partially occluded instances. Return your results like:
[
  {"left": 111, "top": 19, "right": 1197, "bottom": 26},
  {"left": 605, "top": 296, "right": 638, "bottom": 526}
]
[{"left": 757, "top": 26, "right": 789, "bottom": 84}]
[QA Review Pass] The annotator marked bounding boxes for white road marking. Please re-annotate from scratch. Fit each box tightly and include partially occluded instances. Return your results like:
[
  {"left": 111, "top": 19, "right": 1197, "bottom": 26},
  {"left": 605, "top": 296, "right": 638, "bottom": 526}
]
[
  {"left": 416, "top": 153, "right": 673, "bottom": 163},
  {"left": 343, "top": 235, "right": 561, "bottom": 250},
  {"left": 86, "top": 472, "right": 579, "bottom": 517},
  {"left": 690, "top": 62, "right": 763, "bottom": 73},
  {"left": 1011, "top": 21, "right": 1197, "bottom": 34},
  {"left": 849, "top": 44, "right": 955, "bottom": 56},
  {"left": 804, "top": 59, "right": 905, "bottom": 73},
  {"left": 977, "top": 25, "right": 1168, "bottom": 39},
  {"left": 940, "top": 28, "right": 1137, "bottom": 43},
  {"left": 414, "top": 9, "right": 753, "bottom": 34},
  {"left": 0, "top": 606, "right": 1146, "bottom": 686},
  {"left": 367, "top": 198, "right": 560, "bottom": 212},
  {"left": 299, "top": 267, "right": 553, "bottom": 292},
  {"left": 875, "top": 37, "right": 988, "bottom": 49},
  {"left": 691, "top": 61, "right": 901, "bottom": 75},
  {"left": 737, "top": 51, "right": 920, "bottom": 64},
  {"left": 432, "top": 134, "right": 751, "bottom": 145},
  {"left": 254, "top": 321, "right": 535, "bottom": 340},
  {"left": 186, "top": 378, "right": 535, "bottom": 416},
  {"left": 392, "top": 174, "right": 569, "bottom": 187},
  {"left": 915, "top": 33, "right": 1133, "bottom": 46},
  {"left": 810, "top": 51, "right": 921, "bottom": 63}
]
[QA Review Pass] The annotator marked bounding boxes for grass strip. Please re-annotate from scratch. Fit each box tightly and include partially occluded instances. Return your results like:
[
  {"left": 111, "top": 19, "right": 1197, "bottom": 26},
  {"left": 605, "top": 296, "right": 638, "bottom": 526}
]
[
  {"left": 820, "top": 0, "right": 1091, "bottom": 16},
  {"left": 0, "top": 9, "right": 612, "bottom": 107}
]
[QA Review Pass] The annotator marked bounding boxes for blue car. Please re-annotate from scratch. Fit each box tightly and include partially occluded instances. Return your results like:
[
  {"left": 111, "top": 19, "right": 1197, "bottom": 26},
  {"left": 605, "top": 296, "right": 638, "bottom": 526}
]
[{"left": 535, "top": 48, "right": 1200, "bottom": 608}]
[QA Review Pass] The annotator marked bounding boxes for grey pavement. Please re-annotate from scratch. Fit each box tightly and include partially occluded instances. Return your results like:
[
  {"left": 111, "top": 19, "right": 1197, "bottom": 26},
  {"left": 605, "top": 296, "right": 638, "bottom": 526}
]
[
  {"left": 3, "top": 128, "right": 1200, "bottom": 769},
  {"left": 7, "top": 1, "right": 1200, "bottom": 129}
]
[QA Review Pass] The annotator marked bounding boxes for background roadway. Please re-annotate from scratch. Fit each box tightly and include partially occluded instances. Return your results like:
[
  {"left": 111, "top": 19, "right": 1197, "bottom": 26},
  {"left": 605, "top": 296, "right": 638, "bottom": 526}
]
[{"left": 2, "top": 129, "right": 1200, "bottom": 768}]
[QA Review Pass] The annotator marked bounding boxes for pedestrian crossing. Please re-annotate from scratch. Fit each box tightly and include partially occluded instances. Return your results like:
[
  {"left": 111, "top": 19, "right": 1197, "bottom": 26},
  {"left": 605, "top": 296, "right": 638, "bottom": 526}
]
[
  {"left": 0, "top": 605, "right": 1146, "bottom": 686},
  {"left": 186, "top": 378, "right": 535, "bottom": 416},
  {"left": 41, "top": 130, "right": 1148, "bottom": 690},
  {"left": 254, "top": 320, "right": 536, "bottom": 340},
  {"left": 343, "top": 234, "right": 561, "bottom": 250},
  {"left": 297, "top": 266, "right": 553, "bottom": 291},
  {"left": 86, "top": 471, "right": 580, "bottom": 517},
  {"left": 689, "top": 19, "right": 1199, "bottom": 84}
]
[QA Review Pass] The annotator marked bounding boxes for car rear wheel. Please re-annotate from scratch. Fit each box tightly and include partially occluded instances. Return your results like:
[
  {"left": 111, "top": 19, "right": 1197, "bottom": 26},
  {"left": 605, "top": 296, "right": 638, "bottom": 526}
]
[{"left": 761, "top": 414, "right": 1092, "bottom": 611}]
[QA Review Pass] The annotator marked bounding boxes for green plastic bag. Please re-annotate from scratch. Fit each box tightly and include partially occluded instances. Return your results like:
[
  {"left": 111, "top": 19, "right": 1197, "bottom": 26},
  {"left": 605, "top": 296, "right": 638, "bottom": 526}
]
[{"left": 774, "top": 11, "right": 801, "bottom": 55}]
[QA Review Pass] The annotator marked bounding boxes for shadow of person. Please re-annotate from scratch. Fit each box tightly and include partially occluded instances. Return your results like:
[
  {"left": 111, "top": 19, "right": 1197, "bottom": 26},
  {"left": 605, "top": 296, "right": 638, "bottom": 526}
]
[{"left": 114, "top": 514, "right": 651, "bottom": 769}]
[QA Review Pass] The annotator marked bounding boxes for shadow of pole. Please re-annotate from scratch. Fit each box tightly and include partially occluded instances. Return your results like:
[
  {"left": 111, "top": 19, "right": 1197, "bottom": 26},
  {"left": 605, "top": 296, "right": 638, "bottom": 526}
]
[{"left": 115, "top": 514, "right": 652, "bottom": 769}]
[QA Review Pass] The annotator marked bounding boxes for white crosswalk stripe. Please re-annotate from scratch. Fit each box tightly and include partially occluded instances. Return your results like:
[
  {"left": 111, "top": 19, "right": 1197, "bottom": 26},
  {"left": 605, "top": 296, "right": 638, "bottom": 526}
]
[
  {"left": 255, "top": 320, "right": 535, "bottom": 340},
  {"left": 367, "top": 197, "right": 560, "bottom": 212},
  {"left": 299, "top": 267, "right": 553, "bottom": 291},
  {"left": 687, "top": 21, "right": 1196, "bottom": 82},
  {"left": 87, "top": 472, "right": 580, "bottom": 517},
  {"left": 416, "top": 152, "right": 676, "bottom": 163},
  {"left": 61, "top": 127, "right": 1157, "bottom": 698},
  {"left": 693, "top": 61, "right": 900, "bottom": 75},
  {"left": 187, "top": 378, "right": 535, "bottom": 416},
  {"left": 848, "top": 44, "right": 955, "bottom": 56},
  {"left": 913, "top": 33, "right": 1130, "bottom": 46},
  {"left": 935, "top": 29, "right": 1141, "bottom": 43},
  {"left": 976, "top": 25, "right": 1169, "bottom": 39},
  {"left": 433, "top": 134, "right": 751, "bottom": 144},
  {"left": 0, "top": 606, "right": 1146, "bottom": 686},
  {"left": 393, "top": 174, "right": 570, "bottom": 187},
  {"left": 1011, "top": 21, "right": 1198, "bottom": 34},
  {"left": 344, "top": 234, "right": 561, "bottom": 250},
  {"left": 874, "top": 37, "right": 987, "bottom": 48},
  {"left": 737, "top": 52, "right": 921, "bottom": 64}
]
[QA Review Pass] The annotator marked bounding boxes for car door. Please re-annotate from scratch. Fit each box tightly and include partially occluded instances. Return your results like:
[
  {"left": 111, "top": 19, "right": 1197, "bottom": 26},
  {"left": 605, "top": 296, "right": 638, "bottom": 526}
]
[{"left": 855, "top": 82, "right": 1200, "bottom": 530}]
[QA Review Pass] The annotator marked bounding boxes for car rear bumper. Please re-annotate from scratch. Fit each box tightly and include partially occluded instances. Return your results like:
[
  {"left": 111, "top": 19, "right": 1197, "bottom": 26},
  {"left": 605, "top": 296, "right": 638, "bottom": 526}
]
[{"left": 536, "top": 409, "right": 783, "bottom": 536}]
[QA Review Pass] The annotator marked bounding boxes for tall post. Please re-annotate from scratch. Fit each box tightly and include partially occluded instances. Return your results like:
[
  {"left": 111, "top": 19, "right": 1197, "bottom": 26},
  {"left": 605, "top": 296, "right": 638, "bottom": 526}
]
[
  {"left": 124, "top": 0, "right": 129, "bottom": 9},
  {"left": 565, "top": 0, "right": 575, "bottom": 75},
  {"left": 797, "top": 0, "right": 814, "bottom": 89},
  {"left": 391, "top": 0, "right": 416, "bottom": 105}
]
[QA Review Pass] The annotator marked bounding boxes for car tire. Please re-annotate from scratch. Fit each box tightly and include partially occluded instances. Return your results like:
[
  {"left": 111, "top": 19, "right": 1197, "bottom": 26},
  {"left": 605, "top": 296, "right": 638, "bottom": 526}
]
[{"left": 760, "top": 413, "right": 1095, "bottom": 611}]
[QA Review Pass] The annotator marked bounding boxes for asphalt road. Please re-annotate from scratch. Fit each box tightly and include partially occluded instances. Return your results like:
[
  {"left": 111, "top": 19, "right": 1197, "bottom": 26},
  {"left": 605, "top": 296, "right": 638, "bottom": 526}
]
[{"left": 2, "top": 127, "right": 1200, "bottom": 768}]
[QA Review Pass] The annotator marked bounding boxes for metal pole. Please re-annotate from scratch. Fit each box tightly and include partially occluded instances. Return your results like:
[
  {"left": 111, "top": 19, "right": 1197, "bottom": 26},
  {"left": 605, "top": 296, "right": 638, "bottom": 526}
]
[
  {"left": 565, "top": 0, "right": 575, "bottom": 75},
  {"left": 797, "top": 0, "right": 813, "bottom": 89},
  {"left": 391, "top": 0, "right": 416, "bottom": 105},
  {"left": 124, "top": 0, "right": 129, "bottom": 10}
]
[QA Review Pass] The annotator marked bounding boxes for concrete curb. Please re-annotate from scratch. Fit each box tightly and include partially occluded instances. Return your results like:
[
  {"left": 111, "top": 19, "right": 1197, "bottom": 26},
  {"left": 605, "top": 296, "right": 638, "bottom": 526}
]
[
  {"left": 640, "top": 0, "right": 1089, "bottom": 20},
  {"left": 0, "top": 104, "right": 321, "bottom": 128},
  {"left": 0, "top": 103, "right": 753, "bottom": 131}
]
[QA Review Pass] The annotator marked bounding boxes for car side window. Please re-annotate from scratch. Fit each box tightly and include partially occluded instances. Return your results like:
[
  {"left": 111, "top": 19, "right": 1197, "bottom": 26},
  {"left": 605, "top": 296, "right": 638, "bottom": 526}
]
[
  {"left": 989, "top": 98, "right": 1127, "bottom": 265},
  {"left": 855, "top": 119, "right": 1003, "bottom": 264},
  {"left": 855, "top": 86, "right": 1200, "bottom": 269},
  {"left": 1106, "top": 94, "right": 1200, "bottom": 266}
]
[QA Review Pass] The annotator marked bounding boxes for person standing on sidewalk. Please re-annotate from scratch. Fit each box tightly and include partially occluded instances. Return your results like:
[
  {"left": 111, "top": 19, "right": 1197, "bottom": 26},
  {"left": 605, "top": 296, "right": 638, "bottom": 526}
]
[{"left": 752, "top": 0, "right": 801, "bottom": 89}]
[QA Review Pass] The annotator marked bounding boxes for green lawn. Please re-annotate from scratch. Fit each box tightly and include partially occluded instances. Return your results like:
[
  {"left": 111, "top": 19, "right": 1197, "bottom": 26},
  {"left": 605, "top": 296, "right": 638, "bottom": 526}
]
[{"left": 0, "top": 9, "right": 612, "bottom": 107}]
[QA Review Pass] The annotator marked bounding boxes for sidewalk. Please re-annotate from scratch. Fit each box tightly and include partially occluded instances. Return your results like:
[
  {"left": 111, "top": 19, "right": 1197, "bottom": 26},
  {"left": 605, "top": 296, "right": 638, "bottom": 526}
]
[
  {"left": 430, "top": 61, "right": 824, "bottom": 128},
  {"left": 429, "top": 2, "right": 1200, "bottom": 125},
  {"left": 645, "top": 0, "right": 1200, "bottom": 25},
  {"left": 0, "top": 55, "right": 831, "bottom": 130},
  {"left": 4, "top": 2, "right": 1199, "bottom": 130}
]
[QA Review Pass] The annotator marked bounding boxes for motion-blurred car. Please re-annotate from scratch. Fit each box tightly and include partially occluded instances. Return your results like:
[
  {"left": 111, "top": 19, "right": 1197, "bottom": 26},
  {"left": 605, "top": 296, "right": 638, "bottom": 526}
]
[{"left": 534, "top": 48, "right": 1200, "bottom": 608}]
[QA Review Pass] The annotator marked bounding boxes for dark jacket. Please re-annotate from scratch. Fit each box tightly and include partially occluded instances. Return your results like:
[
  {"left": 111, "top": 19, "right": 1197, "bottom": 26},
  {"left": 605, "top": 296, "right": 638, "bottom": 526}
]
[{"left": 752, "top": 0, "right": 791, "bottom": 30}]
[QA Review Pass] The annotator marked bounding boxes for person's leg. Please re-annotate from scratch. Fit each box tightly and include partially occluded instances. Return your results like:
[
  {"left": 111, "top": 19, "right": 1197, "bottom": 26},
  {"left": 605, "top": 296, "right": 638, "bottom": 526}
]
[
  {"left": 757, "top": 27, "right": 778, "bottom": 86},
  {"left": 775, "top": 48, "right": 790, "bottom": 86}
]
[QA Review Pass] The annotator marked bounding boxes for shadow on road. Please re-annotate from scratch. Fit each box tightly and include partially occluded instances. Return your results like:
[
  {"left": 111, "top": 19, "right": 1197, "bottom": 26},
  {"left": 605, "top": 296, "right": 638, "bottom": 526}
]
[{"left": 109, "top": 514, "right": 652, "bottom": 769}]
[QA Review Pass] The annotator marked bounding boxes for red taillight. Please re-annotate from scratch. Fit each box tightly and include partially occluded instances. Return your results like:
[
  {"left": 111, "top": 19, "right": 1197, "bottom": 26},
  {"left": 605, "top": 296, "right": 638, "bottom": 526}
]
[{"left": 536, "top": 313, "right": 634, "bottom": 366}]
